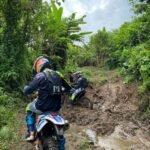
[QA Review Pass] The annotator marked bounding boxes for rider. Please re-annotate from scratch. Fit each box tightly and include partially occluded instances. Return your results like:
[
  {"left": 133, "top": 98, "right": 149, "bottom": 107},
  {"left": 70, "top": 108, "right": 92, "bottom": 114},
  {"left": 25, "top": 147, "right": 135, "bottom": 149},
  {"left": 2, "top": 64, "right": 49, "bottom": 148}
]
[
  {"left": 23, "top": 56, "right": 71, "bottom": 149},
  {"left": 69, "top": 71, "right": 88, "bottom": 101}
]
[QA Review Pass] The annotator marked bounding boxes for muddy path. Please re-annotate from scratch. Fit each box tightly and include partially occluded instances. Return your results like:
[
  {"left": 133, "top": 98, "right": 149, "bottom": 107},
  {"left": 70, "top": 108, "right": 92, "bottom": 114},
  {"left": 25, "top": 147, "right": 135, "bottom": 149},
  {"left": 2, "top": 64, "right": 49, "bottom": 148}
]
[
  {"left": 14, "top": 70, "right": 150, "bottom": 150},
  {"left": 62, "top": 71, "right": 150, "bottom": 150}
]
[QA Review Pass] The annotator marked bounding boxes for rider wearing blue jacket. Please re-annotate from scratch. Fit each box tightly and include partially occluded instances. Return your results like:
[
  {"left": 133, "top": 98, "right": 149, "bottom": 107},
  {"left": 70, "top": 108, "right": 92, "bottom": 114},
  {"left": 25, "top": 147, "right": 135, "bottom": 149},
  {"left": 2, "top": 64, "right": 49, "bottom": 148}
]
[{"left": 23, "top": 56, "right": 71, "bottom": 150}]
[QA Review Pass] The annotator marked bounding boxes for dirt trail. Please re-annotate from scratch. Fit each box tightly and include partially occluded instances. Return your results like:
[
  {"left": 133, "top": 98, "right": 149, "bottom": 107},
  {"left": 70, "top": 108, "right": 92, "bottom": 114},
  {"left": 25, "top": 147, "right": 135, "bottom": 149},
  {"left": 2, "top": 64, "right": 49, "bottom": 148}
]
[
  {"left": 14, "top": 70, "right": 150, "bottom": 150},
  {"left": 62, "top": 71, "right": 150, "bottom": 150}
]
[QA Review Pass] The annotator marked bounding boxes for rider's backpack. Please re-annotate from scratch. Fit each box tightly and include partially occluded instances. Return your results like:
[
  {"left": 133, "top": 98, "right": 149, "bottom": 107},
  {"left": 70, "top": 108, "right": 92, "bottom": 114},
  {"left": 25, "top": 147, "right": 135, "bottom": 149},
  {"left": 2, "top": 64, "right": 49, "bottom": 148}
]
[
  {"left": 78, "top": 77, "right": 88, "bottom": 88},
  {"left": 43, "top": 69, "right": 62, "bottom": 95}
]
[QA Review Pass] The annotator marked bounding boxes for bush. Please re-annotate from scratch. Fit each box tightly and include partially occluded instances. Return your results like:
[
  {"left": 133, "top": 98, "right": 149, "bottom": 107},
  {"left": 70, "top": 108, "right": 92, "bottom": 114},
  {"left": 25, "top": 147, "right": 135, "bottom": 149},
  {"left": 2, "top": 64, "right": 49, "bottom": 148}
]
[
  {"left": 0, "top": 126, "right": 14, "bottom": 140},
  {"left": 120, "top": 45, "right": 150, "bottom": 92},
  {"left": 0, "top": 106, "right": 15, "bottom": 129},
  {"left": 66, "top": 44, "right": 96, "bottom": 71},
  {"left": 0, "top": 89, "right": 18, "bottom": 149}
]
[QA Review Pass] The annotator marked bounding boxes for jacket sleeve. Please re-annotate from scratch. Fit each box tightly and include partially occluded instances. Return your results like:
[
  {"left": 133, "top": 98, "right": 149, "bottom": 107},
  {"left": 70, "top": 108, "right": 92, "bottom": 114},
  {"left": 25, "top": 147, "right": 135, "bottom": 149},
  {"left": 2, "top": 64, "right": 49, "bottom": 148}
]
[{"left": 23, "top": 74, "right": 41, "bottom": 96}]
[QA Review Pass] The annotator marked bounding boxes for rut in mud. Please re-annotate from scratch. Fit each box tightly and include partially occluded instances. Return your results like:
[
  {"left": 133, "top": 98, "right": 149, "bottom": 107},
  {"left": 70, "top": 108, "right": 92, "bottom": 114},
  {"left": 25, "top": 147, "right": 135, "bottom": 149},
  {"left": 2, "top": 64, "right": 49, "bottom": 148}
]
[{"left": 62, "top": 71, "right": 150, "bottom": 150}]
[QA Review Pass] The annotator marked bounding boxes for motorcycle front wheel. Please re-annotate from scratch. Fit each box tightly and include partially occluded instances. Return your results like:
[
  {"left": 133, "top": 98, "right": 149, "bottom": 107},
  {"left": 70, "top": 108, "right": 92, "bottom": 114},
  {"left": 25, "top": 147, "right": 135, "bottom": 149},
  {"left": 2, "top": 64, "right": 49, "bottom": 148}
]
[{"left": 43, "top": 137, "right": 58, "bottom": 150}]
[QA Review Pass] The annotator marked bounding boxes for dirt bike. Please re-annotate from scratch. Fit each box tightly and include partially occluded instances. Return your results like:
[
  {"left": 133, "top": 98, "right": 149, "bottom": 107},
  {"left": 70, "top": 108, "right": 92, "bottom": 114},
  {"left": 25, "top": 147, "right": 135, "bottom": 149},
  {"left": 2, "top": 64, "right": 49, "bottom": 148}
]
[
  {"left": 32, "top": 113, "right": 69, "bottom": 150},
  {"left": 61, "top": 72, "right": 93, "bottom": 110},
  {"left": 70, "top": 87, "right": 93, "bottom": 110}
]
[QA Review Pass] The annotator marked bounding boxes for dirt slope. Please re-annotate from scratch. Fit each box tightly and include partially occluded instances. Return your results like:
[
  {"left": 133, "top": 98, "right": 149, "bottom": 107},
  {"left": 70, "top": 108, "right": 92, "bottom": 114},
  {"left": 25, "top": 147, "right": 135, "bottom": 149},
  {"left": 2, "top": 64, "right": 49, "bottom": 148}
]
[{"left": 62, "top": 71, "right": 150, "bottom": 150}]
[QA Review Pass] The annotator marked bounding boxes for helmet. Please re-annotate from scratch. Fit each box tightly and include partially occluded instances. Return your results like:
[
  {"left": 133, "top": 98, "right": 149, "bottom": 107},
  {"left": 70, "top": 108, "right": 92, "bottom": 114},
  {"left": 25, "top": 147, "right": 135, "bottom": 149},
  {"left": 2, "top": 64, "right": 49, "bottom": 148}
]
[
  {"left": 32, "top": 56, "right": 51, "bottom": 75},
  {"left": 73, "top": 71, "right": 82, "bottom": 79}
]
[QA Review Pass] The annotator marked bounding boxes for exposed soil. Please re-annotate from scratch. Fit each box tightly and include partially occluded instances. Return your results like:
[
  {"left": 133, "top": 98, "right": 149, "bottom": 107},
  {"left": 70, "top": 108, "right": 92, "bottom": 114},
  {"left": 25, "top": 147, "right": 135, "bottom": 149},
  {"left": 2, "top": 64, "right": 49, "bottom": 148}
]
[
  {"left": 63, "top": 81, "right": 140, "bottom": 135},
  {"left": 62, "top": 71, "right": 150, "bottom": 150},
  {"left": 14, "top": 70, "right": 150, "bottom": 150}
]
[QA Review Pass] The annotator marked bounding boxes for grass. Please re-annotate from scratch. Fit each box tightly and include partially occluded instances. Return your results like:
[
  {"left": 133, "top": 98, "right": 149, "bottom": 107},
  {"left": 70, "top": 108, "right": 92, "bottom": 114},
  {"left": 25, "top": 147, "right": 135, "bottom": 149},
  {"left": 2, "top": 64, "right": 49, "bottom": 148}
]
[
  {"left": 78, "top": 66, "right": 107, "bottom": 83},
  {"left": 78, "top": 66, "right": 120, "bottom": 84},
  {"left": 0, "top": 90, "right": 22, "bottom": 150},
  {"left": 78, "top": 140, "right": 93, "bottom": 150},
  {"left": 0, "top": 123, "right": 16, "bottom": 150}
]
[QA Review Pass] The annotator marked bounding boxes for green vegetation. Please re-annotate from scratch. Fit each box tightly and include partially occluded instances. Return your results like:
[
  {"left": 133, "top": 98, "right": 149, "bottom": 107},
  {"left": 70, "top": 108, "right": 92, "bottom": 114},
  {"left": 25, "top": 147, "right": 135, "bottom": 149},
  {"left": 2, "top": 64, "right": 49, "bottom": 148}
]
[
  {"left": 78, "top": 140, "right": 92, "bottom": 150},
  {"left": 0, "top": 88, "right": 19, "bottom": 149},
  {"left": 0, "top": 0, "right": 90, "bottom": 149},
  {"left": 85, "top": 5, "right": 150, "bottom": 93},
  {"left": 0, "top": 0, "right": 149, "bottom": 149},
  {"left": 78, "top": 67, "right": 108, "bottom": 83},
  {"left": 66, "top": 1, "right": 150, "bottom": 115}
]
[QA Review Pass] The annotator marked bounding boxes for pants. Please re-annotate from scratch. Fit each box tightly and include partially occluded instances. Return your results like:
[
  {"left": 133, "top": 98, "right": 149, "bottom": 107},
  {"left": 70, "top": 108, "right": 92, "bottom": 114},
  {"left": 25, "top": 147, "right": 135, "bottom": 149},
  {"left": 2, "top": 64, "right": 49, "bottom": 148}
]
[{"left": 26, "top": 99, "right": 43, "bottom": 132}]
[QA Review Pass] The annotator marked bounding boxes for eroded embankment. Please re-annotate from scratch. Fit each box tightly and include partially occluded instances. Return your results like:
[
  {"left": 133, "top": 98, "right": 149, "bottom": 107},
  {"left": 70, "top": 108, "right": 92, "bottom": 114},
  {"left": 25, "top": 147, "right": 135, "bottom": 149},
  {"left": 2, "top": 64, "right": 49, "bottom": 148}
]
[{"left": 63, "top": 74, "right": 150, "bottom": 150}]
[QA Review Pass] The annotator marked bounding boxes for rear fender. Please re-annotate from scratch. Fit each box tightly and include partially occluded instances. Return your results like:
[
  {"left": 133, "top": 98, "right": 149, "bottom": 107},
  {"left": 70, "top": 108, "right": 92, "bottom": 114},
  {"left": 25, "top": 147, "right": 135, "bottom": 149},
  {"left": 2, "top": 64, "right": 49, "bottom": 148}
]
[
  {"left": 36, "top": 120, "right": 64, "bottom": 137},
  {"left": 36, "top": 119, "right": 48, "bottom": 132},
  {"left": 38, "top": 114, "right": 65, "bottom": 125},
  {"left": 36, "top": 114, "right": 65, "bottom": 133}
]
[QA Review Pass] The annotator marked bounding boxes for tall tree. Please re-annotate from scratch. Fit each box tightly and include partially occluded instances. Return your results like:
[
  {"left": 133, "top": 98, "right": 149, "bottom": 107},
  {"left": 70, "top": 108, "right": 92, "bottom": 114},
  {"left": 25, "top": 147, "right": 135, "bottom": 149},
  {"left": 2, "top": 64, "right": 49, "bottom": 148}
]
[
  {"left": 129, "top": 0, "right": 150, "bottom": 13},
  {"left": 31, "top": 2, "right": 91, "bottom": 68},
  {"left": 0, "top": 0, "right": 42, "bottom": 88},
  {"left": 89, "top": 27, "right": 111, "bottom": 65}
]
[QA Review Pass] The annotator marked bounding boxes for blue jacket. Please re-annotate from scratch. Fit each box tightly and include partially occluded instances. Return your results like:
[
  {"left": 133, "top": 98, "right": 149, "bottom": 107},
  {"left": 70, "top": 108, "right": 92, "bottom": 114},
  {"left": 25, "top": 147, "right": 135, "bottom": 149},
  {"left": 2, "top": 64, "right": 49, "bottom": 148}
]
[{"left": 23, "top": 70, "right": 71, "bottom": 112}]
